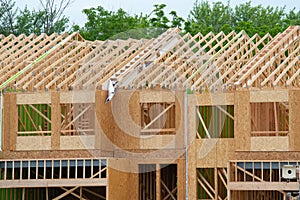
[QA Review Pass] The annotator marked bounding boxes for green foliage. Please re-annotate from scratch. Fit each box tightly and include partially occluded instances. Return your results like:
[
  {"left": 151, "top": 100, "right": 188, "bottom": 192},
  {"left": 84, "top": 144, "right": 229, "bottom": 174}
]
[
  {"left": 0, "top": 0, "right": 18, "bottom": 35},
  {"left": 186, "top": 0, "right": 300, "bottom": 37},
  {"left": 149, "top": 4, "right": 170, "bottom": 28},
  {"left": 0, "top": 0, "right": 70, "bottom": 36},
  {"left": 76, "top": 6, "right": 150, "bottom": 41},
  {"left": 76, "top": 4, "right": 185, "bottom": 40},
  {"left": 1, "top": 0, "right": 300, "bottom": 40}
]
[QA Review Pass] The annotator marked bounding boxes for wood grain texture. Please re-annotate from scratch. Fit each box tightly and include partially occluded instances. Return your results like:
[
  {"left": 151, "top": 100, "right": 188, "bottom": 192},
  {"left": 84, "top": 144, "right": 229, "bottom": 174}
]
[
  {"left": 289, "top": 90, "right": 300, "bottom": 151},
  {"left": 234, "top": 90, "right": 251, "bottom": 151},
  {"left": 51, "top": 92, "right": 60, "bottom": 150}
]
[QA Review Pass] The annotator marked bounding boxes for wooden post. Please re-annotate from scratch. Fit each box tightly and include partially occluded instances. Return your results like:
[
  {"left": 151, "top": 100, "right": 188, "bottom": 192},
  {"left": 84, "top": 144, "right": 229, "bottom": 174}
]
[
  {"left": 2, "top": 93, "right": 17, "bottom": 151},
  {"left": 46, "top": 187, "right": 49, "bottom": 200},
  {"left": 22, "top": 188, "right": 25, "bottom": 200},
  {"left": 289, "top": 90, "right": 300, "bottom": 151},
  {"left": 215, "top": 167, "right": 218, "bottom": 200},
  {"left": 177, "top": 158, "right": 186, "bottom": 199},
  {"left": 107, "top": 159, "right": 138, "bottom": 200},
  {"left": 3, "top": 93, "right": 10, "bottom": 151},
  {"left": 51, "top": 92, "right": 60, "bottom": 150},
  {"left": 234, "top": 90, "right": 251, "bottom": 151},
  {"left": 156, "top": 164, "right": 161, "bottom": 200}
]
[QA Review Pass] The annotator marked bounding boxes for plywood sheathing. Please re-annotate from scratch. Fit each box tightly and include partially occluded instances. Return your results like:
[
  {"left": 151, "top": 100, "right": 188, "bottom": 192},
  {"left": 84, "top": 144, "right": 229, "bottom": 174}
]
[
  {"left": 16, "top": 136, "right": 51, "bottom": 150},
  {"left": 250, "top": 90, "right": 288, "bottom": 102},
  {"left": 96, "top": 90, "right": 140, "bottom": 151},
  {"left": 289, "top": 90, "right": 300, "bottom": 151},
  {"left": 187, "top": 140, "right": 197, "bottom": 199},
  {"left": 60, "top": 135, "right": 95, "bottom": 150},
  {"left": 95, "top": 90, "right": 117, "bottom": 151},
  {"left": 177, "top": 157, "right": 186, "bottom": 200},
  {"left": 2, "top": 93, "right": 17, "bottom": 151},
  {"left": 233, "top": 151, "right": 300, "bottom": 160},
  {"left": 51, "top": 92, "right": 60, "bottom": 150},
  {"left": 107, "top": 159, "right": 138, "bottom": 200},
  {"left": 197, "top": 139, "right": 235, "bottom": 168},
  {"left": 0, "top": 150, "right": 112, "bottom": 159},
  {"left": 186, "top": 93, "right": 198, "bottom": 199},
  {"left": 139, "top": 90, "right": 175, "bottom": 103},
  {"left": 175, "top": 90, "right": 185, "bottom": 149},
  {"left": 196, "top": 92, "right": 235, "bottom": 106},
  {"left": 234, "top": 90, "right": 251, "bottom": 151},
  {"left": 250, "top": 136, "right": 289, "bottom": 151}
]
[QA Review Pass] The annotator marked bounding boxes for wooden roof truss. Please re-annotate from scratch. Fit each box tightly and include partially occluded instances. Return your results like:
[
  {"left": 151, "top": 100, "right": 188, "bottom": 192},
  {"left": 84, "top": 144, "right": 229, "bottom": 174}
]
[{"left": 1, "top": 26, "right": 300, "bottom": 92}]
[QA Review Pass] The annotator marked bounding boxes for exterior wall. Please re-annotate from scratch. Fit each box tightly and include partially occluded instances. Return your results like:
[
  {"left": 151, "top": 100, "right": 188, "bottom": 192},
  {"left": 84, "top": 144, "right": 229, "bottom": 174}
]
[{"left": 2, "top": 88, "right": 300, "bottom": 199}]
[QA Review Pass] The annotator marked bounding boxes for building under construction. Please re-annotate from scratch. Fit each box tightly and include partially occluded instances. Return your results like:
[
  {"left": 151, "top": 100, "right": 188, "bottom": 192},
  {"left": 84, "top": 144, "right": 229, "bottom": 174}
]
[{"left": 0, "top": 26, "right": 300, "bottom": 199}]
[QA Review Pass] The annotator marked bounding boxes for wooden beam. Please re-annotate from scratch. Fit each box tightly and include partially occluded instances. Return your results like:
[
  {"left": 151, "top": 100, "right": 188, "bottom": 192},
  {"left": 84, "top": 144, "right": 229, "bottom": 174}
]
[
  {"left": 160, "top": 179, "right": 176, "bottom": 200},
  {"left": 52, "top": 166, "right": 107, "bottom": 199},
  {"left": 51, "top": 92, "right": 60, "bottom": 150},
  {"left": 196, "top": 108, "right": 211, "bottom": 138},
  {"left": 0, "top": 179, "right": 107, "bottom": 188},
  {"left": 64, "top": 104, "right": 92, "bottom": 130},
  {"left": 143, "top": 103, "right": 174, "bottom": 130},
  {"left": 228, "top": 182, "right": 296, "bottom": 191},
  {"left": 60, "top": 187, "right": 87, "bottom": 200},
  {"left": 197, "top": 177, "right": 214, "bottom": 199},
  {"left": 82, "top": 188, "right": 105, "bottom": 200},
  {"left": 156, "top": 164, "right": 161, "bottom": 200},
  {"left": 216, "top": 105, "right": 234, "bottom": 120}
]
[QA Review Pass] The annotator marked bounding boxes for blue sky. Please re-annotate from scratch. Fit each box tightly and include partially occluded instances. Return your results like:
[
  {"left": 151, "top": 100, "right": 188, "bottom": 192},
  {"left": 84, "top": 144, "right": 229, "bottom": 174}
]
[{"left": 14, "top": 0, "right": 300, "bottom": 26}]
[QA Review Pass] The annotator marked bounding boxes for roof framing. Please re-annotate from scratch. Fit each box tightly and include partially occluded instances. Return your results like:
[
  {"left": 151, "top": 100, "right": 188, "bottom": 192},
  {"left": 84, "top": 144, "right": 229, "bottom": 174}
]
[{"left": 1, "top": 26, "right": 300, "bottom": 93}]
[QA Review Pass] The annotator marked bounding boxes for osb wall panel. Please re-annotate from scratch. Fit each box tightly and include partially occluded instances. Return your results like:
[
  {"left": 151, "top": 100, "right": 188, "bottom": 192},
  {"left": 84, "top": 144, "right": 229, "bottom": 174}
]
[
  {"left": 289, "top": 90, "right": 300, "bottom": 151},
  {"left": 196, "top": 92, "right": 234, "bottom": 106},
  {"left": 140, "top": 135, "right": 175, "bottom": 149},
  {"left": 108, "top": 159, "right": 138, "bottom": 200},
  {"left": 96, "top": 90, "right": 140, "bottom": 150},
  {"left": 177, "top": 158, "right": 186, "bottom": 200},
  {"left": 196, "top": 139, "right": 235, "bottom": 168},
  {"left": 60, "top": 90, "right": 95, "bottom": 103},
  {"left": 250, "top": 90, "right": 288, "bottom": 102},
  {"left": 16, "top": 136, "right": 51, "bottom": 150},
  {"left": 188, "top": 140, "right": 197, "bottom": 200},
  {"left": 188, "top": 94, "right": 197, "bottom": 143},
  {"left": 187, "top": 95, "right": 198, "bottom": 200},
  {"left": 96, "top": 89, "right": 185, "bottom": 152},
  {"left": 250, "top": 136, "right": 289, "bottom": 151},
  {"left": 3, "top": 93, "right": 17, "bottom": 151},
  {"left": 16, "top": 92, "right": 51, "bottom": 104},
  {"left": 1, "top": 150, "right": 113, "bottom": 160},
  {"left": 51, "top": 92, "right": 60, "bottom": 150},
  {"left": 175, "top": 90, "right": 185, "bottom": 149},
  {"left": 234, "top": 90, "right": 250, "bottom": 151},
  {"left": 60, "top": 136, "right": 95, "bottom": 150},
  {"left": 234, "top": 151, "right": 300, "bottom": 160},
  {"left": 139, "top": 90, "right": 175, "bottom": 103},
  {"left": 16, "top": 90, "right": 95, "bottom": 105}
]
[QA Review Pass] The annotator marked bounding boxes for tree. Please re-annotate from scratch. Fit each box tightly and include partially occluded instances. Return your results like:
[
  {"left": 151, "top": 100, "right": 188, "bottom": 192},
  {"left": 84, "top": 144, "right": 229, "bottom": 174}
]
[
  {"left": 185, "top": 1, "right": 232, "bottom": 35},
  {"left": 148, "top": 4, "right": 170, "bottom": 28},
  {"left": 185, "top": 0, "right": 292, "bottom": 37},
  {"left": 232, "top": 2, "right": 285, "bottom": 36},
  {"left": 76, "top": 4, "right": 186, "bottom": 41},
  {"left": 0, "top": 0, "right": 18, "bottom": 35},
  {"left": 76, "top": 6, "right": 150, "bottom": 41},
  {"left": 38, "top": 0, "right": 71, "bottom": 34},
  {"left": 0, "top": 0, "right": 71, "bottom": 36},
  {"left": 170, "top": 11, "right": 185, "bottom": 29}
]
